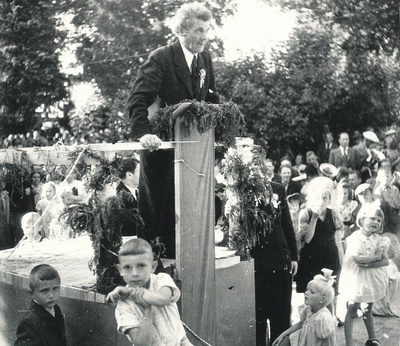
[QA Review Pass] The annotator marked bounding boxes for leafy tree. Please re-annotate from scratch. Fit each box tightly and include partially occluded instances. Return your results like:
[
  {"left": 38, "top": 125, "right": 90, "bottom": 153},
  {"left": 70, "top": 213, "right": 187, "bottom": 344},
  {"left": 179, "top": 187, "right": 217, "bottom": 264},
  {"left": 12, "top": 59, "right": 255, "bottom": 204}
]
[
  {"left": 277, "top": 0, "right": 400, "bottom": 55},
  {"left": 0, "top": 0, "right": 69, "bottom": 137},
  {"left": 223, "top": 0, "right": 400, "bottom": 159},
  {"left": 68, "top": 0, "right": 237, "bottom": 103}
]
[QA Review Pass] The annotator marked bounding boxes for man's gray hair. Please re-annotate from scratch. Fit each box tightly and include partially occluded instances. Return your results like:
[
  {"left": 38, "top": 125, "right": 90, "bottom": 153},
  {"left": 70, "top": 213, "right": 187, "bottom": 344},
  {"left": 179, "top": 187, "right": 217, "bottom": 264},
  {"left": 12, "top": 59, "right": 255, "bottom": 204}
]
[{"left": 170, "top": 2, "right": 212, "bottom": 35}]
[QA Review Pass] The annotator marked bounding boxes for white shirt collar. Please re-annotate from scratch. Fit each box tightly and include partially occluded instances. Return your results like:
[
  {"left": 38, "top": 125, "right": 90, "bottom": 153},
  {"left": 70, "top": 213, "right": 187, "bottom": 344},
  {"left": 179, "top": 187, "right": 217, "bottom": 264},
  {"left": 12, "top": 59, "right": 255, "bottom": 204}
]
[
  {"left": 179, "top": 39, "right": 198, "bottom": 72},
  {"left": 340, "top": 146, "right": 347, "bottom": 155}
]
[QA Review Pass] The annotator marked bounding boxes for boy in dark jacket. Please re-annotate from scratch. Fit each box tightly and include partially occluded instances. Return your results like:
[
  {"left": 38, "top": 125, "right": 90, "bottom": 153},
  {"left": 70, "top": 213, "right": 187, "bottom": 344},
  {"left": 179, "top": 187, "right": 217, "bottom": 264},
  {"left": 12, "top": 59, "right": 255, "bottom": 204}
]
[{"left": 15, "top": 264, "right": 67, "bottom": 346}]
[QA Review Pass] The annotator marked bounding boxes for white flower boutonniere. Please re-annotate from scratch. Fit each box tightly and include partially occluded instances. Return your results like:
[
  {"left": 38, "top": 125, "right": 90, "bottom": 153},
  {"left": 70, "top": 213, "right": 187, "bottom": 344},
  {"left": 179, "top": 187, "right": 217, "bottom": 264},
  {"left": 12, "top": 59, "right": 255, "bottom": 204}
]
[
  {"left": 271, "top": 193, "right": 281, "bottom": 209},
  {"left": 199, "top": 69, "right": 206, "bottom": 89}
]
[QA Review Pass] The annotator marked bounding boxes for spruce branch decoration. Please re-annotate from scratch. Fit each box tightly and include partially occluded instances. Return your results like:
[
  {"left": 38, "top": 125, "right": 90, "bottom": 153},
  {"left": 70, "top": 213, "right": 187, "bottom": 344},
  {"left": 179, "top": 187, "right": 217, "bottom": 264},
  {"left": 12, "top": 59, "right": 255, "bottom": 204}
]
[
  {"left": 151, "top": 100, "right": 246, "bottom": 147},
  {"left": 222, "top": 150, "right": 275, "bottom": 260}
]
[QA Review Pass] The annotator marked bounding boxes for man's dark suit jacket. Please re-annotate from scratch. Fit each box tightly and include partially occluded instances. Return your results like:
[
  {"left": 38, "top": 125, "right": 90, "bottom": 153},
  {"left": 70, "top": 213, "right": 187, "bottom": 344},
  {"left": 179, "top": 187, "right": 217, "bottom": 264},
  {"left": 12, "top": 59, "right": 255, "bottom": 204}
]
[
  {"left": 15, "top": 300, "right": 67, "bottom": 346},
  {"left": 329, "top": 146, "right": 357, "bottom": 170},
  {"left": 116, "top": 181, "right": 138, "bottom": 236},
  {"left": 317, "top": 142, "right": 338, "bottom": 164},
  {"left": 251, "top": 181, "right": 298, "bottom": 272},
  {"left": 127, "top": 40, "right": 219, "bottom": 139},
  {"left": 127, "top": 40, "right": 219, "bottom": 257}
]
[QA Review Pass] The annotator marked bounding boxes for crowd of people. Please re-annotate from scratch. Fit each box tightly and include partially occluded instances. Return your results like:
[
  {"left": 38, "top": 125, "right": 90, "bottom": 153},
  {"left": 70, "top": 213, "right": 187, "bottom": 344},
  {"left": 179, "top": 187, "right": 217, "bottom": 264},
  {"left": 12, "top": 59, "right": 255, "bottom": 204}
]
[
  {"left": 3, "top": 1, "right": 400, "bottom": 345},
  {"left": 0, "top": 126, "right": 127, "bottom": 150},
  {"left": 214, "top": 128, "right": 400, "bottom": 346}
]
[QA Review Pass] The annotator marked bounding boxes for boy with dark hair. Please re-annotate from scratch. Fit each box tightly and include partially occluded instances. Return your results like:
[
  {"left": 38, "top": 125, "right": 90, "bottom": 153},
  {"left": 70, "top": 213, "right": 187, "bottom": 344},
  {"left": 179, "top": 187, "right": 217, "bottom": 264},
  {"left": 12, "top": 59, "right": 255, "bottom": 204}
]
[{"left": 15, "top": 264, "right": 67, "bottom": 346}]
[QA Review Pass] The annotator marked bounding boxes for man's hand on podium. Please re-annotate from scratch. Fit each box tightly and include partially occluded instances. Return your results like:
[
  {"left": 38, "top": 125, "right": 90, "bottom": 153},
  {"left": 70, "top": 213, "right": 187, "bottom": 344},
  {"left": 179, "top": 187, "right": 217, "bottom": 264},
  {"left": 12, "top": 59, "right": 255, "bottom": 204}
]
[{"left": 140, "top": 134, "right": 162, "bottom": 152}]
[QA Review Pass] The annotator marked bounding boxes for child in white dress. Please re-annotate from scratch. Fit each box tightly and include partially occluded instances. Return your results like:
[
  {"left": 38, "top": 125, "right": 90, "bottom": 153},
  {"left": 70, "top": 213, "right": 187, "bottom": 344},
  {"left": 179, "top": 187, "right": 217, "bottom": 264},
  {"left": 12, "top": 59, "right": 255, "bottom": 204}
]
[
  {"left": 106, "top": 238, "right": 192, "bottom": 346},
  {"left": 339, "top": 204, "right": 390, "bottom": 346},
  {"left": 273, "top": 268, "right": 337, "bottom": 346},
  {"left": 36, "top": 182, "right": 64, "bottom": 238}
]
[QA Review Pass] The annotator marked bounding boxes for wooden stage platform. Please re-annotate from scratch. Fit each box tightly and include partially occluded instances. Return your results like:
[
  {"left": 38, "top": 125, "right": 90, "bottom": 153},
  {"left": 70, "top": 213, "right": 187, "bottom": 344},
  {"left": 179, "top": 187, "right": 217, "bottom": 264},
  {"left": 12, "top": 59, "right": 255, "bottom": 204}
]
[
  {"left": 0, "top": 236, "right": 398, "bottom": 345},
  {"left": 0, "top": 236, "right": 256, "bottom": 345}
]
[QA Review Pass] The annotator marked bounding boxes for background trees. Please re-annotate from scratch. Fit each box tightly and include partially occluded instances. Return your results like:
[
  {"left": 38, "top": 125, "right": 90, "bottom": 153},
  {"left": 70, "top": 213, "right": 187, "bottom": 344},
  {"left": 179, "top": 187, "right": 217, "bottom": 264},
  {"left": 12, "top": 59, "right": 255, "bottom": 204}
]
[
  {"left": 0, "top": 0, "right": 68, "bottom": 136},
  {"left": 1, "top": 0, "right": 400, "bottom": 160}
]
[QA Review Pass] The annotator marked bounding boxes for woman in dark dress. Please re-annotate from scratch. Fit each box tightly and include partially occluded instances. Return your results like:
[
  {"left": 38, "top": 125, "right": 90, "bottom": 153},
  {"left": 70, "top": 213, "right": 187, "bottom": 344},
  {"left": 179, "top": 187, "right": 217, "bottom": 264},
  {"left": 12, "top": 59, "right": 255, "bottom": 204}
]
[{"left": 295, "top": 177, "right": 343, "bottom": 295}]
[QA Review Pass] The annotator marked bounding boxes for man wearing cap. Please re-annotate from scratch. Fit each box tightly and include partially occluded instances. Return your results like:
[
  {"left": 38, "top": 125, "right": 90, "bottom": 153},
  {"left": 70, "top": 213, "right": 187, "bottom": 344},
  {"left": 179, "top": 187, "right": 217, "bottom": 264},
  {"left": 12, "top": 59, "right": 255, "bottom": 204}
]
[
  {"left": 329, "top": 132, "right": 357, "bottom": 170},
  {"left": 353, "top": 130, "right": 382, "bottom": 181}
]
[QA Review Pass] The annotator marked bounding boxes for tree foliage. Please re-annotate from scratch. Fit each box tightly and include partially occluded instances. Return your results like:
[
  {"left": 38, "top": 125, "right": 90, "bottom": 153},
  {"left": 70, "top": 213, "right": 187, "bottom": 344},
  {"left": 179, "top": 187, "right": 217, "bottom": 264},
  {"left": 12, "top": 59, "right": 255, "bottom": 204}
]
[
  {"left": 215, "top": 0, "right": 400, "bottom": 159},
  {"left": 0, "top": 0, "right": 69, "bottom": 136},
  {"left": 68, "top": 0, "right": 236, "bottom": 102}
]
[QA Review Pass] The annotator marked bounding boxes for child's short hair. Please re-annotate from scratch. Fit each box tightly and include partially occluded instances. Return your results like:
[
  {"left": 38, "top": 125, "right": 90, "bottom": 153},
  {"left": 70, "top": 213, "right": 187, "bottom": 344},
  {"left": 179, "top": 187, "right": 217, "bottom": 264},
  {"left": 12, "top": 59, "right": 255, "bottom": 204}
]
[
  {"left": 119, "top": 238, "right": 154, "bottom": 260},
  {"left": 356, "top": 204, "right": 384, "bottom": 229},
  {"left": 29, "top": 264, "right": 60, "bottom": 292},
  {"left": 21, "top": 212, "right": 41, "bottom": 227},
  {"left": 309, "top": 268, "right": 335, "bottom": 305}
]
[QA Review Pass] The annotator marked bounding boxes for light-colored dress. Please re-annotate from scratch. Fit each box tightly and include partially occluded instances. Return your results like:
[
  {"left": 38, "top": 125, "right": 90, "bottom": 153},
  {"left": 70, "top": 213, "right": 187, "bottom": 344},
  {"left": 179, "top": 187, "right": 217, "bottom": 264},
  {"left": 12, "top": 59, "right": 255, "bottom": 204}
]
[
  {"left": 36, "top": 199, "right": 65, "bottom": 239},
  {"left": 339, "top": 231, "right": 390, "bottom": 302},
  {"left": 289, "top": 305, "right": 337, "bottom": 346},
  {"left": 115, "top": 273, "right": 192, "bottom": 346},
  {"left": 372, "top": 232, "right": 400, "bottom": 317}
]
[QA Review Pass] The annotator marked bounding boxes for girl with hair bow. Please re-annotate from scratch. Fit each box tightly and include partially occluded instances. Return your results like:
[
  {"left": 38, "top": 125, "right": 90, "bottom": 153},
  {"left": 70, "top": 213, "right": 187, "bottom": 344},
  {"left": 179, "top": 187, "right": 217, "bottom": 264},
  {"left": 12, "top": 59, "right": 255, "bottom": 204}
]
[{"left": 273, "top": 268, "right": 337, "bottom": 346}]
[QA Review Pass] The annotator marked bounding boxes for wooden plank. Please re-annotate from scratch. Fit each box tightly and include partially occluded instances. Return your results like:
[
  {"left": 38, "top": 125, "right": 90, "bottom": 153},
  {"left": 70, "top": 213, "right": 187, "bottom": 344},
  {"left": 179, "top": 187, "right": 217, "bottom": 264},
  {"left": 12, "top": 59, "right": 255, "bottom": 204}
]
[{"left": 0, "top": 141, "right": 198, "bottom": 164}]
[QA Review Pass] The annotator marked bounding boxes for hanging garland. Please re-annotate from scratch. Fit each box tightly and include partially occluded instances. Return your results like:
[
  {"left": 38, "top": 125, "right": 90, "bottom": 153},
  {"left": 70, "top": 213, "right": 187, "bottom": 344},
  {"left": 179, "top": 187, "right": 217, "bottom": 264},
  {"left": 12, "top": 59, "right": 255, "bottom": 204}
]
[
  {"left": 61, "top": 192, "right": 144, "bottom": 294},
  {"left": 151, "top": 100, "right": 247, "bottom": 147},
  {"left": 222, "top": 149, "right": 276, "bottom": 260}
]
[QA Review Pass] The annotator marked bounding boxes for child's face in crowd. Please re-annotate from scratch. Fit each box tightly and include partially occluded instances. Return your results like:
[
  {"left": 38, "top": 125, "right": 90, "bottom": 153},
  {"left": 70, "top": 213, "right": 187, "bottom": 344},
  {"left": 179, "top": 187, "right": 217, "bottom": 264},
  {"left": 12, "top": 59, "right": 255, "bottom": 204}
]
[
  {"left": 31, "top": 173, "right": 41, "bottom": 186},
  {"left": 31, "top": 277, "right": 61, "bottom": 309},
  {"left": 341, "top": 189, "right": 349, "bottom": 203},
  {"left": 304, "top": 281, "right": 324, "bottom": 309},
  {"left": 44, "top": 185, "right": 56, "bottom": 201},
  {"left": 21, "top": 218, "right": 37, "bottom": 239},
  {"left": 362, "top": 215, "right": 382, "bottom": 236},
  {"left": 288, "top": 201, "right": 300, "bottom": 214},
  {"left": 118, "top": 252, "right": 157, "bottom": 288}
]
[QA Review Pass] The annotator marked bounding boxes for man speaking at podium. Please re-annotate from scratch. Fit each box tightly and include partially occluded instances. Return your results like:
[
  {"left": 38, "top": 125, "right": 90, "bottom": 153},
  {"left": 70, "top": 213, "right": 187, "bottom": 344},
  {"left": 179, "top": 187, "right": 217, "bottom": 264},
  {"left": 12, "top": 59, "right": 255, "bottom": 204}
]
[{"left": 127, "top": 2, "right": 219, "bottom": 258}]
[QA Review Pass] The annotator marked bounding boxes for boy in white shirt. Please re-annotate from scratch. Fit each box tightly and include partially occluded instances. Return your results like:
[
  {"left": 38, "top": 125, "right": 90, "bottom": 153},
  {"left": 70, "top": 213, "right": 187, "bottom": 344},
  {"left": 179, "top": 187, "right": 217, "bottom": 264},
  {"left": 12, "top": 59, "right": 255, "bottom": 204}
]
[{"left": 106, "top": 238, "right": 192, "bottom": 346}]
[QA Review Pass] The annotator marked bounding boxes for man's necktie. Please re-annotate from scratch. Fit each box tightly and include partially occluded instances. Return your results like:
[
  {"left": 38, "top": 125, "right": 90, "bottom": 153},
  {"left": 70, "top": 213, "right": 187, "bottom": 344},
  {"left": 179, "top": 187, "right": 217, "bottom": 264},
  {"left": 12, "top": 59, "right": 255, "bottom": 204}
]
[
  {"left": 191, "top": 55, "right": 198, "bottom": 98},
  {"left": 343, "top": 150, "right": 348, "bottom": 166}
]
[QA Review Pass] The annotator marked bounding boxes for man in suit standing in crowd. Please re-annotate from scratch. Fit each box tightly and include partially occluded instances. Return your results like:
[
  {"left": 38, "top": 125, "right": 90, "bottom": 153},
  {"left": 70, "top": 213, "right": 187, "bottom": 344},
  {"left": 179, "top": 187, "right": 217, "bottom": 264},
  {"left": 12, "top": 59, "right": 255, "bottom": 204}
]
[
  {"left": 245, "top": 146, "right": 298, "bottom": 346},
  {"left": 127, "top": 2, "right": 219, "bottom": 258},
  {"left": 116, "top": 158, "right": 140, "bottom": 236},
  {"left": 317, "top": 131, "right": 337, "bottom": 164},
  {"left": 264, "top": 159, "right": 281, "bottom": 183},
  {"left": 329, "top": 132, "right": 357, "bottom": 170}
]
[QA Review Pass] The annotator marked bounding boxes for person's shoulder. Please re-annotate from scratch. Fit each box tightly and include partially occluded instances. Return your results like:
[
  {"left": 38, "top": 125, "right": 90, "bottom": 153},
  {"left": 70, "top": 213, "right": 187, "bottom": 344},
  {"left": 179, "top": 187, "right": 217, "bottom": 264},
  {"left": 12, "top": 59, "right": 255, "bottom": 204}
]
[
  {"left": 270, "top": 180, "right": 284, "bottom": 191},
  {"left": 330, "top": 147, "right": 340, "bottom": 153},
  {"left": 348, "top": 146, "right": 357, "bottom": 153},
  {"left": 153, "top": 272, "right": 174, "bottom": 284},
  {"left": 149, "top": 41, "right": 179, "bottom": 58}
]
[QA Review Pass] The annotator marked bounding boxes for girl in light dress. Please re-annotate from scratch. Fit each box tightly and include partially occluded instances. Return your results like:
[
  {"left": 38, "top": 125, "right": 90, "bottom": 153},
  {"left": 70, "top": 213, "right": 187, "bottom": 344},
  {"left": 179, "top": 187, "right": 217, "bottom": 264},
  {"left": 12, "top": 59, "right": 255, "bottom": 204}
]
[
  {"left": 273, "top": 268, "right": 337, "bottom": 346},
  {"left": 35, "top": 182, "right": 66, "bottom": 239},
  {"left": 339, "top": 204, "right": 390, "bottom": 346},
  {"left": 337, "top": 183, "right": 359, "bottom": 263}
]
